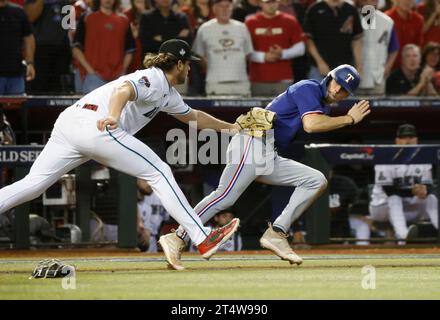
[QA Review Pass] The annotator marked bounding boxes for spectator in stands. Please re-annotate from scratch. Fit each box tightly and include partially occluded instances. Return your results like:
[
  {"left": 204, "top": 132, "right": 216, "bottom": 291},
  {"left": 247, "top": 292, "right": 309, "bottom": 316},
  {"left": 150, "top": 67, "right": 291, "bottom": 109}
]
[
  {"left": 137, "top": 179, "right": 170, "bottom": 253},
  {"left": 24, "top": 0, "right": 72, "bottom": 94},
  {"left": 422, "top": 41, "right": 440, "bottom": 70},
  {"left": 280, "top": 0, "right": 316, "bottom": 25},
  {"left": 71, "top": 0, "right": 93, "bottom": 93},
  {"left": 386, "top": 44, "right": 438, "bottom": 96},
  {"left": 139, "top": 0, "right": 192, "bottom": 58},
  {"left": 417, "top": 0, "right": 440, "bottom": 47},
  {"left": 0, "top": 0, "right": 35, "bottom": 95},
  {"left": 369, "top": 124, "right": 439, "bottom": 242},
  {"left": 246, "top": 0, "right": 305, "bottom": 96},
  {"left": 72, "top": 0, "right": 135, "bottom": 93},
  {"left": 181, "top": 0, "right": 214, "bottom": 33},
  {"left": 423, "top": 41, "right": 440, "bottom": 91},
  {"left": 303, "top": 0, "right": 363, "bottom": 80},
  {"left": 278, "top": 0, "right": 315, "bottom": 83},
  {"left": 181, "top": 0, "right": 215, "bottom": 96},
  {"left": 355, "top": 0, "right": 399, "bottom": 96},
  {"left": 74, "top": 0, "right": 94, "bottom": 19},
  {"left": 193, "top": 0, "right": 254, "bottom": 96},
  {"left": 385, "top": 0, "right": 424, "bottom": 70},
  {"left": 232, "top": 0, "right": 260, "bottom": 22},
  {"left": 124, "top": 0, "right": 152, "bottom": 73}
]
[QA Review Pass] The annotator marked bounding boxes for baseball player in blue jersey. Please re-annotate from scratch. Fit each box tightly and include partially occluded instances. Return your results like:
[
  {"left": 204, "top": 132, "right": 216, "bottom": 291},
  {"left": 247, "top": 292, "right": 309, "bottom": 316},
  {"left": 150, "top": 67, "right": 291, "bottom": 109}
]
[{"left": 160, "top": 64, "right": 371, "bottom": 270}]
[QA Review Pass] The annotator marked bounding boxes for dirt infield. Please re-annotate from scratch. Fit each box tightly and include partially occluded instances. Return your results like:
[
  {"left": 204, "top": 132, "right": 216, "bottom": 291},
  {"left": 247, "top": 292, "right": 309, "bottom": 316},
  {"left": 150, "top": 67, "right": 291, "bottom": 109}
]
[{"left": 1, "top": 245, "right": 440, "bottom": 258}]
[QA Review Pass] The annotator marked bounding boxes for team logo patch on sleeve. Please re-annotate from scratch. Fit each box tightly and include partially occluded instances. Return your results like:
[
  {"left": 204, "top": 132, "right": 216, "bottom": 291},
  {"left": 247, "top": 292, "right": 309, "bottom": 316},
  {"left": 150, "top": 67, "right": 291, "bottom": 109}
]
[{"left": 138, "top": 76, "right": 151, "bottom": 88}]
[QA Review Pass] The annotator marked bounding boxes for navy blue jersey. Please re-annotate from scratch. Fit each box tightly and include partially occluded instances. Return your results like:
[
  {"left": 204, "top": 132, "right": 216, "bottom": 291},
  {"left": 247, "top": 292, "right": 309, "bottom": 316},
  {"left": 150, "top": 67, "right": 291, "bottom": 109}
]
[{"left": 266, "top": 79, "right": 331, "bottom": 150}]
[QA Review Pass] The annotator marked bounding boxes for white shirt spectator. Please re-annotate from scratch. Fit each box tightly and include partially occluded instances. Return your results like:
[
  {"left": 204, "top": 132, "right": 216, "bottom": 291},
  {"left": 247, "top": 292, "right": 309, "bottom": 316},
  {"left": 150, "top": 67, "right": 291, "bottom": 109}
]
[{"left": 193, "top": 18, "right": 254, "bottom": 83}]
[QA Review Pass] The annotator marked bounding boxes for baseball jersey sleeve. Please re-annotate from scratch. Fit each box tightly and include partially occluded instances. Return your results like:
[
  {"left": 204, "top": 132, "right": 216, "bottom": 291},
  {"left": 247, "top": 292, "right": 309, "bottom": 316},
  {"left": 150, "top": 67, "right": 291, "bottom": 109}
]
[
  {"left": 163, "top": 90, "right": 192, "bottom": 115},
  {"left": 125, "top": 72, "right": 161, "bottom": 102},
  {"left": 292, "top": 84, "right": 326, "bottom": 118}
]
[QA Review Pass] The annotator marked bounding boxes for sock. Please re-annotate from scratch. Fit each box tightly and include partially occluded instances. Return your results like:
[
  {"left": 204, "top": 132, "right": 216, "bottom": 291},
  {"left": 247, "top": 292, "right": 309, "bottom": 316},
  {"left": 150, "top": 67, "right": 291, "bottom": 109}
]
[{"left": 272, "top": 226, "right": 285, "bottom": 234}]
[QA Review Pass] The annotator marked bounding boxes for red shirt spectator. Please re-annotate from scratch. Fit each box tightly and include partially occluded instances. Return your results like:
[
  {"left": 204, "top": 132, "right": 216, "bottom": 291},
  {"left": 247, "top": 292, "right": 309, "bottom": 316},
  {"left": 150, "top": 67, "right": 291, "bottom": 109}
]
[
  {"left": 385, "top": 1, "right": 424, "bottom": 69},
  {"left": 74, "top": 0, "right": 93, "bottom": 20},
  {"left": 9, "top": 0, "right": 24, "bottom": 6},
  {"left": 246, "top": 10, "right": 304, "bottom": 82},
  {"left": 417, "top": 0, "right": 440, "bottom": 46},
  {"left": 124, "top": 0, "right": 151, "bottom": 73},
  {"left": 181, "top": 0, "right": 215, "bottom": 34},
  {"left": 74, "top": 10, "right": 134, "bottom": 81}
]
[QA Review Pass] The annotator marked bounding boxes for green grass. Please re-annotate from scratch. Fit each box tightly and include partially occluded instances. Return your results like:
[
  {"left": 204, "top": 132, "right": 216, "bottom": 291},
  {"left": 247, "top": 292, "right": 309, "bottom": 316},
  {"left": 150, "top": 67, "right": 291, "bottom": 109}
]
[{"left": 1, "top": 254, "right": 440, "bottom": 299}]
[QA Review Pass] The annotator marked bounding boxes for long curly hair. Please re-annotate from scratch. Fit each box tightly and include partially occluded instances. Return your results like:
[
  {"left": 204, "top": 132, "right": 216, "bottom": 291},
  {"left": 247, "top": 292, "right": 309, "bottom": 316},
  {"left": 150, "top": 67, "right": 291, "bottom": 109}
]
[{"left": 143, "top": 53, "right": 179, "bottom": 72}]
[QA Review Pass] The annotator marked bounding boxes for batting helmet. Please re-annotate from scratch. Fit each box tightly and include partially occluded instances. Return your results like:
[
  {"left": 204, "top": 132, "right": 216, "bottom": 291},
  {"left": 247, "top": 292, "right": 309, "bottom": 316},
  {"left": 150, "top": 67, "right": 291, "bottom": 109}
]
[{"left": 328, "top": 64, "right": 360, "bottom": 96}]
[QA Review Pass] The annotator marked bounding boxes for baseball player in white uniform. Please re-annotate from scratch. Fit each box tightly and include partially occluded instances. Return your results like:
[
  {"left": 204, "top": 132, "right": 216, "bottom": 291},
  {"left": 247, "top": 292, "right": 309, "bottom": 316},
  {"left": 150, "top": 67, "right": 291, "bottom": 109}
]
[
  {"left": 0, "top": 39, "right": 240, "bottom": 263},
  {"left": 369, "top": 124, "right": 439, "bottom": 240}
]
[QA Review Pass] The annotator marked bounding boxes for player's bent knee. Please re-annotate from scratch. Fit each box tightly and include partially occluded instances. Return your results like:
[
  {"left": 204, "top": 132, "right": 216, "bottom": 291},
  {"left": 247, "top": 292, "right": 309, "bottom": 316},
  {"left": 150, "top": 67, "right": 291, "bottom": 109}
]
[{"left": 314, "top": 172, "right": 328, "bottom": 191}]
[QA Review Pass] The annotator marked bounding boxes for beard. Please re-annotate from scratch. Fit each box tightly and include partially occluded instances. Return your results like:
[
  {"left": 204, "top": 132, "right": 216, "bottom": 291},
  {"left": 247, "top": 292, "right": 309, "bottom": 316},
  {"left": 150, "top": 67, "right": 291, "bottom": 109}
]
[{"left": 177, "top": 72, "right": 187, "bottom": 85}]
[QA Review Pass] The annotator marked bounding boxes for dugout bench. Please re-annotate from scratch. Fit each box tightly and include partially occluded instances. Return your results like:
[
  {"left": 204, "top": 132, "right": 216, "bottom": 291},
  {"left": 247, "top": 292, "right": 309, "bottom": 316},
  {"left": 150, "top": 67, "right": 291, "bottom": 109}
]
[{"left": 302, "top": 144, "right": 440, "bottom": 244}]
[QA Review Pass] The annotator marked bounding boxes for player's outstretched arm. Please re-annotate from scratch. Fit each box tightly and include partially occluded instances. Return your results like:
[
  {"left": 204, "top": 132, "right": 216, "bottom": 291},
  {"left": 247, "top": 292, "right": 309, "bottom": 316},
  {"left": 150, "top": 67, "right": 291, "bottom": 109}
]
[
  {"left": 97, "top": 82, "right": 135, "bottom": 131},
  {"left": 302, "top": 100, "right": 370, "bottom": 133},
  {"left": 173, "top": 109, "right": 241, "bottom": 132}
]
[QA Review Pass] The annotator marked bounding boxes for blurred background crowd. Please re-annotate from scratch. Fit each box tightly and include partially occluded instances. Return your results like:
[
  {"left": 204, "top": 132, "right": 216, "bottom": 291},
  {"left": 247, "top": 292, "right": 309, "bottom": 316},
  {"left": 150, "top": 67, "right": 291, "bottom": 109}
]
[{"left": 2, "top": 0, "right": 440, "bottom": 97}]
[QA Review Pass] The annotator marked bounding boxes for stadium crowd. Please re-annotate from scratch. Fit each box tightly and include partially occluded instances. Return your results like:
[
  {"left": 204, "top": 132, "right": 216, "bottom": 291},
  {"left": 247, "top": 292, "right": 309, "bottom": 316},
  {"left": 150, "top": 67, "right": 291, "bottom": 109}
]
[{"left": 1, "top": 0, "right": 440, "bottom": 96}]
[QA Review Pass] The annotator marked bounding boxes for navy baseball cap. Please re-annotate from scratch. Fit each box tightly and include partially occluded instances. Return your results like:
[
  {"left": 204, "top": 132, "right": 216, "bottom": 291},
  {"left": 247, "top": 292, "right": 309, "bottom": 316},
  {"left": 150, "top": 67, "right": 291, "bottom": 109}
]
[
  {"left": 329, "top": 64, "right": 361, "bottom": 96},
  {"left": 396, "top": 124, "right": 417, "bottom": 138},
  {"left": 159, "top": 39, "right": 200, "bottom": 62}
]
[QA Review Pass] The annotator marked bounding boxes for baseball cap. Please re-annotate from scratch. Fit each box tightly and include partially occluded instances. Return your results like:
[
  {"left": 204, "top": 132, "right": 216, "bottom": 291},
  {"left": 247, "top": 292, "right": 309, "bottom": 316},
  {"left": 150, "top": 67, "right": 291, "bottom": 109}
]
[
  {"left": 396, "top": 124, "right": 417, "bottom": 138},
  {"left": 159, "top": 39, "right": 200, "bottom": 62}
]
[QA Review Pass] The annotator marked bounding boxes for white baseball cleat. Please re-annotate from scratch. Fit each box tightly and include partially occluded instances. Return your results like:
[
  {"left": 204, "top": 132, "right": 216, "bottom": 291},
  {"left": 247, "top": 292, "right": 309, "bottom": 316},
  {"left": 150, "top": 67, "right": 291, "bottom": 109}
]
[
  {"left": 259, "top": 224, "right": 303, "bottom": 266},
  {"left": 158, "top": 232, "right": 186, "bottom": 271}
]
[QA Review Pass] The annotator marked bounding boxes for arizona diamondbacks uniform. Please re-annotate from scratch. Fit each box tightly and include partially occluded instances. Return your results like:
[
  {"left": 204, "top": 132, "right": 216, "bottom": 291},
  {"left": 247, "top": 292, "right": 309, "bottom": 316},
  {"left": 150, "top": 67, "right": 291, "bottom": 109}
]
[
  {"left": 138, "top": 192, "right": 170, "bottom": 252},
  {"left": 176, "top": 79, "right": 329, "bottom": 239},
  {"left": 358, "top": 10, "right": 399, "bottom": 92},
  {"left": 369, "top": 164, "right": 439, "bottom": 239},
  {"left": 0, "top": 67, "right": 212, "bottom": 245}
]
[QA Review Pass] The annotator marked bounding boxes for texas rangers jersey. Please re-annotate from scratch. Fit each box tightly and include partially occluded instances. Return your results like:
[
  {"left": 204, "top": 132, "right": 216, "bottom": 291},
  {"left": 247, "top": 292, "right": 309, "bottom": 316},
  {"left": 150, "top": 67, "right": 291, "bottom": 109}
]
[
  {"left": 69, "top": 67, "right": 192, "bottom": 135},
  {"left": 265, "top": 79, "right": 331, "bottom": 150},
  {"left": 370, "top": 164, "right": 433, "bottom": 206}
]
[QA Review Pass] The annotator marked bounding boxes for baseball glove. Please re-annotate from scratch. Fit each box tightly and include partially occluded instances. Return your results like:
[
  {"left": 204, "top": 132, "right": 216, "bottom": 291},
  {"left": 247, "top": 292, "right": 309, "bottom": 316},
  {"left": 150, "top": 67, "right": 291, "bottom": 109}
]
[
  {"left": 29, "top": 259, "right": 74, "bottom": 279},
  {"left": 235, "top": 107, "right": 276, "bottom": 138}
]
